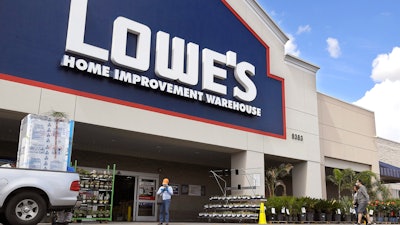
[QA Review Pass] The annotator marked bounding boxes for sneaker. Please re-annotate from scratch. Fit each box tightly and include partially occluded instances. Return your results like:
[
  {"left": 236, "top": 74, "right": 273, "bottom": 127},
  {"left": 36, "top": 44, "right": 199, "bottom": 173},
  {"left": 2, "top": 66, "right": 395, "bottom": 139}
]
[{"left": 158, "top": 223, "right": 163, "bottom": 225}]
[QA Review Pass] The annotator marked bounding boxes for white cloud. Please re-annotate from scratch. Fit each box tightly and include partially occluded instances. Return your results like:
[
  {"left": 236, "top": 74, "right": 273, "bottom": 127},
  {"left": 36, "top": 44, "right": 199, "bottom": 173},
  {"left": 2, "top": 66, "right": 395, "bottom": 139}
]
[
  {"left": 354, "top": 47, "right": 400, "bottom": 143},
  {"left": 326, "top": 37, "right": 341, "bottom": 58},
  {"left": 285, "top": 34, "right": 300, "bottom": 57},
  {"left": 296, "top": 25, "right": 311, "bottom": 35},
  {"left": 354, "top": 80, "right": 400, "bottom": 142},
  {"left": 370, "top": 47, "right": 400, "bottom": 82}
]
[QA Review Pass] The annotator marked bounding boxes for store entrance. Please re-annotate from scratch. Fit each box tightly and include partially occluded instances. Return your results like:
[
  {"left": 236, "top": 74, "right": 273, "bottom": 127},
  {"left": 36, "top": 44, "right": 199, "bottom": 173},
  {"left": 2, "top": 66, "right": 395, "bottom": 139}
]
[
  {"left": 136, "top": 177, "right": 158, "bottom": 221},
  {"left": 112, "top": 172, "right": 158, "bottom": 222},
  {"left": 113, "top": 175, "right": 135, "bottom": 221}
]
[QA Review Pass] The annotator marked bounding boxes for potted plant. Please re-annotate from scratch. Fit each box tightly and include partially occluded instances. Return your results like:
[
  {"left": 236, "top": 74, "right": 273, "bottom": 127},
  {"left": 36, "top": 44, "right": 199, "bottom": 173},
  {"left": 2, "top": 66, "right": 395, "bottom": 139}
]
[
  {"left": 302, "top": 197, "right": 317, "bottom": 221},
  {"left": 264, "top": 197, "right": 275, "bottom": 221},
  {"left": 296, "top": 197, "right": 307, "bottom": 222},
  {"left": 339, "top": 196, "right": 353, "bottom": 222},
  {"left": 327, "top": 199, "right": 341, "bottom": 221},
  {"left": 92, "top": 196, "right": 98, "bottom": 204},
  {"left": 314, "top": 199, "right": 329, "bottom": 221},
  {"left": 265, "top": 196, "right": 284, "bottom": 221},
  {"left": 289, "top": 196, "right": 303, "bottom": 222},
  {"left": 104, "top": 210, "right": 110, "bottom": 218},
  {"left": 280, "top": 196, "right": 293, "bottom": 222}
]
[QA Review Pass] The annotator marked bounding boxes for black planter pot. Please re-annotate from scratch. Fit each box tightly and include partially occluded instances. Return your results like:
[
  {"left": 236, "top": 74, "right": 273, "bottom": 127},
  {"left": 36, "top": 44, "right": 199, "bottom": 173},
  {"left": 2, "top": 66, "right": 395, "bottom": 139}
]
[
  {"left": 306, "top": 212, "right": 314, "bottom": 221},
  {"left": 326, "top": 213, "right": 332, "bottom": 221},
  {"left": 267, "top": 214, "right": 276, "bottom": 222},
  {"left": 318, "top": 212, "right": 326, "bottom": 221},
  {"left": 344, "top": 214, "right": 352, "bottom": 222},
  {"left": 334, "top": 213, "right": 341, "bottom": 222},
  {"left": 299, "top": 213, "right": 306, "bottom": 222},
  {"left": 291, "top": 215, "right": 299, "bottom": 222}
]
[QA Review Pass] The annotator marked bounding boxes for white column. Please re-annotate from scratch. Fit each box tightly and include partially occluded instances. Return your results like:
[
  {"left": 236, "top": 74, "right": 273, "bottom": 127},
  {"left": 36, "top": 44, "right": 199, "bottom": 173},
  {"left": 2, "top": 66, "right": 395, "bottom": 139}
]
[
  {"left": 231, "top": 151, "right": 265, "bottom": 196},
  {"left": 292, "top": 161, "right": 323, "bottom": 198}
]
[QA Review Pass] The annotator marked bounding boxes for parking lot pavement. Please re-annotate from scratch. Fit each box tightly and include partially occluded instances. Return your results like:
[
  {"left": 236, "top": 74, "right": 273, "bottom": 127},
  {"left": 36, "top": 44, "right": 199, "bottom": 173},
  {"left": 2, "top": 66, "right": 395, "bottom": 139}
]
[
  {"left": 35, "top": 223, "right": 261, "bottom": 225},
  {"left": 0, "top": 223, "right": 364, "bottom": 225},
  {"left": 31, "top": 223, "right": 361, "bottom": 225}
]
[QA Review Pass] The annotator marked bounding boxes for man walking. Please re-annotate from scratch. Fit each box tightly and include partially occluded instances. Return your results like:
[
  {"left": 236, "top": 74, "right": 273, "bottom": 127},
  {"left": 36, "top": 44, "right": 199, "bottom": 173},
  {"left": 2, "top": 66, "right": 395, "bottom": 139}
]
[{"left": 356, "top": 179, "right": 371, "bottom": 225}]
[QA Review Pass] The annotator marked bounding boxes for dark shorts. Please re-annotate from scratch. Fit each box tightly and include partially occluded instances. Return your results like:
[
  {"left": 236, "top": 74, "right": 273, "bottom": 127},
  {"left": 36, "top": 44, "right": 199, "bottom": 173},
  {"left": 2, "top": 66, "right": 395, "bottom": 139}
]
[{"left": 358, "top": 202, "right": 368, "bottom": 214}]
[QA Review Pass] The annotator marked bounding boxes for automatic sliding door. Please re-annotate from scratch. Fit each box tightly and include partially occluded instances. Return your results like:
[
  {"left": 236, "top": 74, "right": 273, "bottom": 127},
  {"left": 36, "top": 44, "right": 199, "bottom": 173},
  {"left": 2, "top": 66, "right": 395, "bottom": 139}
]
[{"left": 136, "top": 177, "right": 157, "bottom": 221}]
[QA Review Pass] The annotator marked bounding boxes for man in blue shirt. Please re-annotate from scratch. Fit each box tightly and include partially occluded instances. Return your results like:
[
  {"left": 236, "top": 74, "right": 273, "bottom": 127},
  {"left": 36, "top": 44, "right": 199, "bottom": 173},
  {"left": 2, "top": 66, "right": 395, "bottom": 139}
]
[{"left": 157, "top": 178, "right": 173, "bottom": 225}]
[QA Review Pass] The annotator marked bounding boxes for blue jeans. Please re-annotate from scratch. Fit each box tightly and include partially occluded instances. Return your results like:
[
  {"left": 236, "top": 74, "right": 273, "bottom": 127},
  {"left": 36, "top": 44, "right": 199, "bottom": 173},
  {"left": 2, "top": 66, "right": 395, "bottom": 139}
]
[{"left": 159, "top": 199, "right": 171, "bottom": 222}]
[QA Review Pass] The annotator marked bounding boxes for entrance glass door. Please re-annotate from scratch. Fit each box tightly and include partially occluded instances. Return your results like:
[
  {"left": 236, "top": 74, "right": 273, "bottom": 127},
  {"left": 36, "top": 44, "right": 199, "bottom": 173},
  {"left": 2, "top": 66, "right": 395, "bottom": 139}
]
[
  {"left": 136, "top": 177, "right": 158, "bottom": 221},
  {"left": 113, "top": 175, "right": 135, "bottom": 221}
]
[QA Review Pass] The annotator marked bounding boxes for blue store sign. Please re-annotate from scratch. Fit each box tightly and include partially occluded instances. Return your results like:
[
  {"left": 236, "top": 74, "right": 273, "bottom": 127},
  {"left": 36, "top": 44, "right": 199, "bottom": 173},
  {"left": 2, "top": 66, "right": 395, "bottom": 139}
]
[{"left": 0, "top": 0, "right": 285, "bottom": 138}]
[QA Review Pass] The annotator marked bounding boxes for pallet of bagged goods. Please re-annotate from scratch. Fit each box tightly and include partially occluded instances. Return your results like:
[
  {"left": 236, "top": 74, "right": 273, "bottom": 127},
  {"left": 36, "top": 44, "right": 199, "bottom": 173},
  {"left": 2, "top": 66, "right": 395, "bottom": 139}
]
[{"left": 17, "top": 114, "right": 74, "bottom": 171}]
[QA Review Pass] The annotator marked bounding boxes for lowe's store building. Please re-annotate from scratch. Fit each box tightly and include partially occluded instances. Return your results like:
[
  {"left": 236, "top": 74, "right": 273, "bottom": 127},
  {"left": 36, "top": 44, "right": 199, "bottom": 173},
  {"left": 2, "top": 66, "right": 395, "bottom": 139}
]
[{"left": 0, "top": 0, "right": 389, "bottom": 222}]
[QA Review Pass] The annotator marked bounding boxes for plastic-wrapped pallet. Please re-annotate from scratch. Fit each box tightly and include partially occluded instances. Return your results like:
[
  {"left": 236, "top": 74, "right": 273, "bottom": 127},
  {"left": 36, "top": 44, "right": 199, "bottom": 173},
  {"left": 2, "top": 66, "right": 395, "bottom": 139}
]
[{"left": 16, "top": 114, "right": 74, "bottom": 171}]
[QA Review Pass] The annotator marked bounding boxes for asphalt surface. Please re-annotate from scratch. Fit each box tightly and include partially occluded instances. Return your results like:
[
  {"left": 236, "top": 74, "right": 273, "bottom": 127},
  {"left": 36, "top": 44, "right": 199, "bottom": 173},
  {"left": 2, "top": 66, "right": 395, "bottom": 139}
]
[{"left": 32, "top": 223, "right": 361, "bottom": 225}]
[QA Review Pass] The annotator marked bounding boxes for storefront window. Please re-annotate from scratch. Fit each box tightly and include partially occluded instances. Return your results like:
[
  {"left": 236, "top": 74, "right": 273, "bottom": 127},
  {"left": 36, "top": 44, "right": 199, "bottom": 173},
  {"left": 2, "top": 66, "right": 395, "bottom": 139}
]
[{"left": 138, "top": 179, "right": 156, "bottom": 200}]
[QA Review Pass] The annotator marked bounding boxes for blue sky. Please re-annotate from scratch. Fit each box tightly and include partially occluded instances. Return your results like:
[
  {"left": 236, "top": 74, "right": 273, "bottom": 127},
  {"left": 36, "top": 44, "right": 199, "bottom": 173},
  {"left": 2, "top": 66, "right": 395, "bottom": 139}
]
[{"left": 258, "top": 0, "right": 400, "bottom": 143}]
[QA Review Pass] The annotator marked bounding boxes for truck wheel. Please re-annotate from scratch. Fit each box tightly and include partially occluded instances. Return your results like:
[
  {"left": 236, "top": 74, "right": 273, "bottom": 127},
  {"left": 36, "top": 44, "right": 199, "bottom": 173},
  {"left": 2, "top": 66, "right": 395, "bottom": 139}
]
[{"left": 5, "top": 191, "right": 47, "bottom": 225}]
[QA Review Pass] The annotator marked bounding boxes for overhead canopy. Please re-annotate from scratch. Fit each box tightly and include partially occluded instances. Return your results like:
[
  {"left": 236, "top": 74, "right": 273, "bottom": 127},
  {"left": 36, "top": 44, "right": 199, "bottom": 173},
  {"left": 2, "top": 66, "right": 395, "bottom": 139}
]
[{"left": 379, "top": 161, "right": 400, "bottom": 183}]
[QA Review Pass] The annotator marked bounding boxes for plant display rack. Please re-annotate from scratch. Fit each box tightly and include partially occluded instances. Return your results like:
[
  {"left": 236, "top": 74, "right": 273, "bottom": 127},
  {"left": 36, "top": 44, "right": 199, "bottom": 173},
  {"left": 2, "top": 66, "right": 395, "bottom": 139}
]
[
  {"left": 198, "top": 195, "right": 265, "bottom": 222},
  {"left": 73, "top": 164, "right": 116, "bottom": 222}
]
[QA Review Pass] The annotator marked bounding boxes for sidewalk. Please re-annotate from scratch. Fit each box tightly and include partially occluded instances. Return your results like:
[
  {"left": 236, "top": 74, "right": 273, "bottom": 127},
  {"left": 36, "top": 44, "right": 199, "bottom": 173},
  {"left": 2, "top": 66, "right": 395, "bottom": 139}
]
[
  {"left": 35, "top": 223, "right": 359, "bottom": 225},
  {"left": 36, "top": 223, "right": 264, "bottom": 225}
]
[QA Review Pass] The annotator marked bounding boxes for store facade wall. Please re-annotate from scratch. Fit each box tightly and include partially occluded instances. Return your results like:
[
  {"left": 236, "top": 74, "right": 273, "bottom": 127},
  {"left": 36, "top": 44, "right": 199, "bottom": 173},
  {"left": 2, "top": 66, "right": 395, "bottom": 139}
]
[
  {"left": 0, "top": 0, "right": 384, "bottom": 220},
  {"left": 377, "top": 137, "right": 400, "bottom": 169},
  {"left": 227, "top": 1, "right": 324, "bottom": 198},
  {"left": 317, "top": 93, "right": 379, "bottom": 198},
  {"left": 0, "top": 0, "right": 326, "bottom": 200},
  {"left": 376, "top": 137, "right": 400, "bottom": 198}
]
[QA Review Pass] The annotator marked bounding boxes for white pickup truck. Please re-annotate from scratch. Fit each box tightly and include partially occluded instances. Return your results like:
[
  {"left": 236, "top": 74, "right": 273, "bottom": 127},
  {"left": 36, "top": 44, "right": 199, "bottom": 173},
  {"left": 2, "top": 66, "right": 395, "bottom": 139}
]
[{"left": 0, "top": 167, "right": 80, "bottom": 225}]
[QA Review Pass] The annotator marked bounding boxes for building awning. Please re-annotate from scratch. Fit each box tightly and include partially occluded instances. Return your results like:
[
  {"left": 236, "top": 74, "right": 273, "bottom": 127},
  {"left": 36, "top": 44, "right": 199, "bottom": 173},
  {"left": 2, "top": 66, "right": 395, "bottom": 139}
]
[{"left": 379, "top": 161, "right": 400, "bottom": 183}]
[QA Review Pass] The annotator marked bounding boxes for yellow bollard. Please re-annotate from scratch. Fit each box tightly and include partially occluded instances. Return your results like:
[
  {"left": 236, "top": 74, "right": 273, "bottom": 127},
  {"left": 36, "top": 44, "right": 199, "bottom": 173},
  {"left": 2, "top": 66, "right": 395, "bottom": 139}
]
[
  {"left": 127, "top": 205, "right": 132, "bottom": 222},
  {"left": 258, "top": 202, "right": 267, "bottom": 224}
]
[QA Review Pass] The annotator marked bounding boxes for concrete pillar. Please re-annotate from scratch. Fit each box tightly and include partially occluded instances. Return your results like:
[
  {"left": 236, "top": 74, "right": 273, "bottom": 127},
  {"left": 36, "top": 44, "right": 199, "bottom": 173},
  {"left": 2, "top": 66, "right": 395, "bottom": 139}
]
[
  {"left": 292, "top": 161, "right": 323, "bottom": 198},
  {"left": 320, "top": 164, "right": 327, "bottom": 199},
  {"left": 231, "top": 151, "right": 265, "bottom": 196}
]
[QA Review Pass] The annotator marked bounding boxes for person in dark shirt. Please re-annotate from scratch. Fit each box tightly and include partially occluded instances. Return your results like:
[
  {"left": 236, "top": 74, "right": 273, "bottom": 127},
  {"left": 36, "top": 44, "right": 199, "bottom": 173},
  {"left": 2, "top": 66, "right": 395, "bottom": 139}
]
[{"left": 356, "top": 179, "right": 371, "bottom": 225}]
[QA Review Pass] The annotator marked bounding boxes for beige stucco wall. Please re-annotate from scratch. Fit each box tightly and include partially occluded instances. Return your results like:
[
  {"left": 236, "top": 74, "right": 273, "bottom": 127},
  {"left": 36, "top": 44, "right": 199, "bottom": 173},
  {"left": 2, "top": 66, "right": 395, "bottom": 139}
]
[
  {"left": 318, "top": 93, "right": 379, "bottom": 197},
  {"left": 318, "top": 93, "right": 378, "bottom": 172}
]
